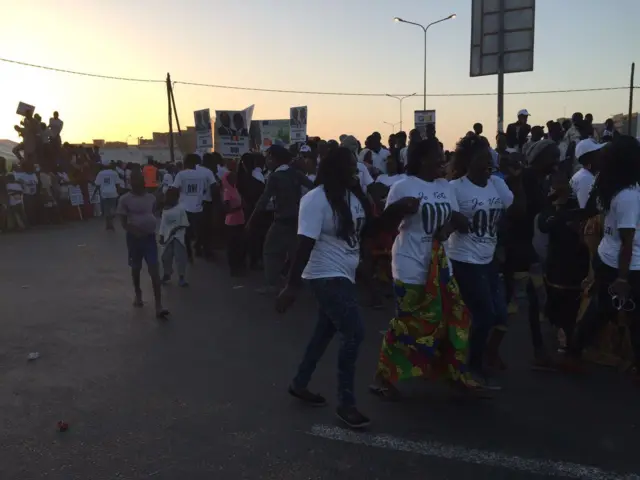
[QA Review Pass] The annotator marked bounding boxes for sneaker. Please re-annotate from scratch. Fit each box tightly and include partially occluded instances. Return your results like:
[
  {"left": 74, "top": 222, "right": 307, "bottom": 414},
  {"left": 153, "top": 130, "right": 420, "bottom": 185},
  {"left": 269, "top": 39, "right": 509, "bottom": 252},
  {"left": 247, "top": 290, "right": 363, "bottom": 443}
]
[
  {"left": 178, "top": 277, "right": 189, "bottom": 288},
  {"left": 161, "top": 274, "right": 171, "bottom": 285},
  {"left": 335, "top": 406, "right": 371, "bottom": 429},
  {"left": 288, "top": 385, "right": 327, "bottom": 407}
]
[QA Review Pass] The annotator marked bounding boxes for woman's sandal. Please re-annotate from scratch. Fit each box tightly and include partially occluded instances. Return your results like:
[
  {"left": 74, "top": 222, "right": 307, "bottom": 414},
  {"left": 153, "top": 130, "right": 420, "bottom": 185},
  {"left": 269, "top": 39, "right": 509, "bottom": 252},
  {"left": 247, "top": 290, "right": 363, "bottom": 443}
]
[{"left": 368, "top": 383, "right": 402, "bottom": 401}]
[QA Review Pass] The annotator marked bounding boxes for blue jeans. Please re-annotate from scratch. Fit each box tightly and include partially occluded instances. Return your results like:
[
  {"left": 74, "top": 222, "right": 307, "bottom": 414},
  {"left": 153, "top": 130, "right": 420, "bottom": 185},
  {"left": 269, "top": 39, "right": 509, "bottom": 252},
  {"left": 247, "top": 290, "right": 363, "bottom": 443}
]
[
  {"left": 451, "top": 260, "right": 507, "bottom": 372},
  {"left": 126, "top": 233, "right": 158, "bottom": 270},
  {"left": 292, "top": 277, "right": 364, "bottom": 408}
]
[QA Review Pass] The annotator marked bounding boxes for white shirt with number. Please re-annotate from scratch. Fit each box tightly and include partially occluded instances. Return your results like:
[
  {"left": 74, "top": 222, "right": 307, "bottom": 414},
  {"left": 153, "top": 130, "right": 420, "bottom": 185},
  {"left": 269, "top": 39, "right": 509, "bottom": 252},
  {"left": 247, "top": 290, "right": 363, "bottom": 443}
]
[
  {"left": 387, "top": 176, "right": 458, "bottom": 284},
  {"left": 15, "top": 172, "right": 38, "bottom": 196},
  {"left": 598, "top": 187, "right": 640, "bottom": 270},
  {"left": 447, "top": 176, "right": 514, "bottom": 264},
  {"left": 172, "top": 168, "right": 212, "bottom": 213},
  {"left": 298, "top": 186, "right": 366, "bottom": 283},
  {"left": 570, "top": 168, "right": 595, "bottom": 209},
  {"left": 196, "top": 165, "right": 216, "bottom": 202},
  {"left": 94, "top": 169, "right": 124, "bottom": 199}
]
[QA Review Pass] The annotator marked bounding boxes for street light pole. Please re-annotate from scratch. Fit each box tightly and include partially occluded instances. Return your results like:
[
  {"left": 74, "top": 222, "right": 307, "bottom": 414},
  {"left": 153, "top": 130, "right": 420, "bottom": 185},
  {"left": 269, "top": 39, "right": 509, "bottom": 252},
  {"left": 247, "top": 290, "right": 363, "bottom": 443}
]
[
  {"left": 394, "top": 14, "right": 456, "bottom": 111},
  {"left": 386, "top": 93, "right": 416, "bottom": 131},
  {"left": 383, "top": 121, "right": 400, "bottom": 135}
]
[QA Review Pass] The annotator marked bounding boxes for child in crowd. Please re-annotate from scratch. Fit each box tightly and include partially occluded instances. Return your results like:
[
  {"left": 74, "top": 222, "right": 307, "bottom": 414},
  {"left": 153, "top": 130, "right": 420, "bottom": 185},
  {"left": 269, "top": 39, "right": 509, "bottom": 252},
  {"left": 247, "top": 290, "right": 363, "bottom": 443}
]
[
  {"left": 222, "top": 170, "right": 246, "bottom": 276},
  {"left": 117, "top": 170, "right": 169, "bottom": 318},
  {"left": 5, "top": 174, "right": 26, "bottom": 231},
  {"left": 159, "top": 187, "right": 190, "bottom": 287},
  {"left": 537, "top": 171, "right": 590, "bottom": 349}
]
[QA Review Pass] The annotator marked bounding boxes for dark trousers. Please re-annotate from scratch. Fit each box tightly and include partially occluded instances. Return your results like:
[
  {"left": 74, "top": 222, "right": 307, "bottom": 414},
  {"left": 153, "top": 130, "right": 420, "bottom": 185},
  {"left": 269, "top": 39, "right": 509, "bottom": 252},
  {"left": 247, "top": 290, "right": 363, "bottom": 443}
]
[
  {"left": 200, "top": 201, "right": 214, "bottom": 257},
  {"left": 452, "top": 260, "right": 508, "bottom": 372},
  {"left": 185, "top": 211, "right": 203, "bottom": 260},
  {"left": 545, "top": 285, "right": 582, "bottom": 343},
  {"left": 226, "top": 224, "right": 246, "bottom": 271},
  {"left": 263, "top": 221, "right": 297, "bottom": 286},
  {"left": 249, "top": 211, "right": 272, "bottom": 268},
  {"left": 23, "top": 194, "right": 38, "bottom": 226},
  {"left": 292, "top": 277, "right": 364, "bottom": 408},
  {"left": 569, "top": 255, "right": 640, "bottom": 367}
]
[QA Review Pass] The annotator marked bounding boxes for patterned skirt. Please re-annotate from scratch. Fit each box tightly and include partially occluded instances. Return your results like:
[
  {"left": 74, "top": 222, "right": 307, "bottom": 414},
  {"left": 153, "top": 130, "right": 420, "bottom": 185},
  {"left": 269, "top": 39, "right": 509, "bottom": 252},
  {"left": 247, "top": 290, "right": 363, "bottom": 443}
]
[{"left": 376, "top": 240, "right": 475, "bottom": 386}]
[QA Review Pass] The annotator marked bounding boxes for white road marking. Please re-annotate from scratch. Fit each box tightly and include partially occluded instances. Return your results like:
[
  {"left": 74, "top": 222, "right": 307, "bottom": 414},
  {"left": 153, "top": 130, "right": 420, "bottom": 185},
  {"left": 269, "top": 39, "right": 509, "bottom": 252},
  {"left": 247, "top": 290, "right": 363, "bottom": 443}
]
[{"left": 308, "top": 425, "right": 639, "bottom": 479}]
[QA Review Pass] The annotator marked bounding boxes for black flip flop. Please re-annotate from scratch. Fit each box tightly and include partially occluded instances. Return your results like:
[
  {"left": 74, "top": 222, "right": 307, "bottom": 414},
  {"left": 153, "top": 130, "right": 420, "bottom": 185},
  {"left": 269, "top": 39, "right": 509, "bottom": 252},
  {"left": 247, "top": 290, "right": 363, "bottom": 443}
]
[{"left": 368, "top": 384, "right": 401, "bottom": 401}]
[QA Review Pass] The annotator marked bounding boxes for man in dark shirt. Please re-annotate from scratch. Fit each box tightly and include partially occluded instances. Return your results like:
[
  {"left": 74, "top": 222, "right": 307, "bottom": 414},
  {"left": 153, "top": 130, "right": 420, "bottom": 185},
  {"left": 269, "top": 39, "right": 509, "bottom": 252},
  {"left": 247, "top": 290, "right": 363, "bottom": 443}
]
[
  {"left": 502, "top": 139, "right": 559, "bottom": 368},
  {"left": 505, "top": 109, "right": 532, "bottom": 151},
  {"left": 247, "top": 145, "right": 314, "bottom": 295}
]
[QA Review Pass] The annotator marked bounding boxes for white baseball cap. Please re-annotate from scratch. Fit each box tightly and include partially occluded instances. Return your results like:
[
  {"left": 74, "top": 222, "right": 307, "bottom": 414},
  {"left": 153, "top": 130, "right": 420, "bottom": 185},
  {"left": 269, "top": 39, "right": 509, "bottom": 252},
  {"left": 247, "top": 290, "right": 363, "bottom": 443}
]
[
  {"left": 575, "top": 139, "right": 606, "bottom": 160},
  {"left": 517, "top": 109, "right": 530, "bottom": 117}
]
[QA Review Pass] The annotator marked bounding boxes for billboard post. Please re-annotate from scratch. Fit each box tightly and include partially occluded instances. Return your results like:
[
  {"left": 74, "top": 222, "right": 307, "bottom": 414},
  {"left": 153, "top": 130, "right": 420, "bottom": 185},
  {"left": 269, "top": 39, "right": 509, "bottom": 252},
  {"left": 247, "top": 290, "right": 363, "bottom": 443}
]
[{"left": 470, "top": 0, "right": 535, "bottom": 133}]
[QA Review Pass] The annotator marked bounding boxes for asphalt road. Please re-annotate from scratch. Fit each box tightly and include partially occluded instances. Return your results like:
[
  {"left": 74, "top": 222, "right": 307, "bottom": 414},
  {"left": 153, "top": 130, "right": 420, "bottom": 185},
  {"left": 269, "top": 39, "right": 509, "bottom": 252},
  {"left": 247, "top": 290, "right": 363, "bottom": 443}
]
[{"left": 1, "top": 220, "right": 640, "bottom": 479}]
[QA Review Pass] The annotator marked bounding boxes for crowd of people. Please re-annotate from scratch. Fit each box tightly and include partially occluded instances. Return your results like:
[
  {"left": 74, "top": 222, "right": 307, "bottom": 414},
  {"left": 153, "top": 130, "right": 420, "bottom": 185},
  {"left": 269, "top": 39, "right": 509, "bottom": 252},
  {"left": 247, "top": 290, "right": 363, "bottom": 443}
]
[{"left": 4, "top": 106, "right": 639, "bottom": 430}]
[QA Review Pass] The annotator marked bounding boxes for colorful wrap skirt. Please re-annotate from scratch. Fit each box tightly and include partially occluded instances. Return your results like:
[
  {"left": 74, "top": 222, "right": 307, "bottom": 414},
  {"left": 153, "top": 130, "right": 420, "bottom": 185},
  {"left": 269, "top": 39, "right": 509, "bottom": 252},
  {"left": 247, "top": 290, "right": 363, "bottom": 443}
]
[{"left": 376, "top": 240, "right": 475, "bottom": 386}]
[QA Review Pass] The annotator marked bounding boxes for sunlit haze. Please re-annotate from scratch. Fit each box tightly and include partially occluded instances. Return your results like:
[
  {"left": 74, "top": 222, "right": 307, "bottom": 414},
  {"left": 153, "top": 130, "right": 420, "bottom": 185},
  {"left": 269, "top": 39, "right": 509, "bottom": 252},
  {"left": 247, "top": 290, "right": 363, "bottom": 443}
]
[{"left": 1, "top": 0, "right": 638, "bottom": 150}]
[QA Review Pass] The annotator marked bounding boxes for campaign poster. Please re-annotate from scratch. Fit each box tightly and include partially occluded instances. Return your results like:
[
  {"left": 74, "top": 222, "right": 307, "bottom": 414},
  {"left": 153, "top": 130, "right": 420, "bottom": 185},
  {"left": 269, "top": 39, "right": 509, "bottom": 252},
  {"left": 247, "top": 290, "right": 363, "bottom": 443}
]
[
  {"left": 194, "top": 108, "right": 213, "bottom": 149},
  {"left": 214, "top": 105, "right": 255, "bottom": 157},
  {"left": 260, "top": 119, "right": 290, "bottom": 150},
  {"left": 249, "top": 120, "right": 261, "bottom": 151},
  {"left": 16, "top": 102, "right": 35, "bottom": 117},
  {"left": 289, "top": 106, "right": 307, "bottom": 144},
  {"left": 68, "top": 186, "right": 84, "bottom": 206},
  {"left": 414, "top": 110, "right": 436, "bottom": 138}
]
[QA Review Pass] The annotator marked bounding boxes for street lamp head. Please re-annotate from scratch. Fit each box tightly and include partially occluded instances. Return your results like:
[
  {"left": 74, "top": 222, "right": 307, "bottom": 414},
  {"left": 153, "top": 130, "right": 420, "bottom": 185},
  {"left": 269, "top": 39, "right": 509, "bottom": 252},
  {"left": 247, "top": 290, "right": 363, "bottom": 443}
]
[
  {"left": 448, "top": 14, "right": 457, "bottom": 19},
  {"left": 393, "top": 17, "right": 402, "bottom": 23}
]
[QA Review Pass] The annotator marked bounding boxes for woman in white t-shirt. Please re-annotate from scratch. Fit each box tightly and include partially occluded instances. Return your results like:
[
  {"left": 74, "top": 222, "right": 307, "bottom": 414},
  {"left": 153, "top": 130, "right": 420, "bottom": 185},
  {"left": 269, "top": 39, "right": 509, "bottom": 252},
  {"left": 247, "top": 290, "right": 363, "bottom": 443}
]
[
  {"left": 567, "top": 135, "right": 640, "bottom": 372},
  {"left": 371, "top": 138, "right": 482, "bottom": 399},
  {"left": 447, "top": 135, "right": 521, "bottom": 383},
  {"left": 276, "top": 146, "right": 373, "bottom": 429}
]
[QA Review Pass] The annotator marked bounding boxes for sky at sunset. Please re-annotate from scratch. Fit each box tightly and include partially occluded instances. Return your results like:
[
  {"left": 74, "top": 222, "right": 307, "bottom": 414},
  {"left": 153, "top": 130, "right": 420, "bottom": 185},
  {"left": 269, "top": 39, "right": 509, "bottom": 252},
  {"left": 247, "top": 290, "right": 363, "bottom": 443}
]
[{"left": 0, "top": 0, "right": 638, "bottom": 150}]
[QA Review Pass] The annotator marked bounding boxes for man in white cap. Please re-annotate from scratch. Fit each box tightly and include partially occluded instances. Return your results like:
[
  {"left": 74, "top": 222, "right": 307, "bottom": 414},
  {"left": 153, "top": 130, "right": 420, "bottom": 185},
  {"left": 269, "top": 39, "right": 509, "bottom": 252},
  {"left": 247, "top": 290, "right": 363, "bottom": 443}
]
[
  {"left": 506, "top": 108, "right": 532, "bottom": 152},
  {"left": 570, "top": 138, "right": 607, "bottom": 208}
]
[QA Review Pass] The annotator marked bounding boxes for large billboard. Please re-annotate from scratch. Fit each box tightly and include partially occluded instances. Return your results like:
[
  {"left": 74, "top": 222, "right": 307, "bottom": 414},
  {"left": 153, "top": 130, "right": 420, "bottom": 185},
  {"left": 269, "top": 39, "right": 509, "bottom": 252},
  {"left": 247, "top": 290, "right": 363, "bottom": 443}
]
[{"left": 470, "top": 0, "right": 535, "bottom": 77}]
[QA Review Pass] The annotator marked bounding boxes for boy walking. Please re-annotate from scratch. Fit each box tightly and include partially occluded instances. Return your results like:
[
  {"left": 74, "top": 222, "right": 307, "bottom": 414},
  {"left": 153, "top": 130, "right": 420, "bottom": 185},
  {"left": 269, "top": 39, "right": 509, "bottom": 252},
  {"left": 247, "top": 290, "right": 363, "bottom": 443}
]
[
  {"left": 117, "top": 170, "right": 169, "bottom": 318},
  {"left": 159, "top": 187, "right": 190, "bottom": 287}
]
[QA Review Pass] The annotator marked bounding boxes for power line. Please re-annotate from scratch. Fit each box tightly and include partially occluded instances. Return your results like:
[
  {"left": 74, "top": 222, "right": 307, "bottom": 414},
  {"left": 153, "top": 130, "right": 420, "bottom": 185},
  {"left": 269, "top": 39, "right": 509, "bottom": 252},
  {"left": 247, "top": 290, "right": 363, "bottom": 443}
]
[
  {"left": 0, "top": 57, "right": 164, "bottom": 83},
  {"left": 0, "top": 56, "right": 636, "bottom": 97},
  {"left": 176, "top": 80, "right": 633, "bottom": 97}
]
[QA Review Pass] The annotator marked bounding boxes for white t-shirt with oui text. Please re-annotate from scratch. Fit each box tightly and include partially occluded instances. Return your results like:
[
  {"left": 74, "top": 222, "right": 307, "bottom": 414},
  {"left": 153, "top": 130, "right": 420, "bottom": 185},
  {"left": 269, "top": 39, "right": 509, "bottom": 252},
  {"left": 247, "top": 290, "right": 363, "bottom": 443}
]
[
  {"left": 598, "top": 187, "right": 640, "bottom": 270},
  {"left": 447, "top": 175, "right": 514, "bottom": 264},
  {"left": 94, "top": 169, "right": 124, "bottom": 199},
  {"left": 172, "top": 168, "right": 213, "bottom": 213},
  {"left": 15, "top": 172, "right": 38, "bottom": 196},
  {"left": 298, "top": 186, "right": 366, "bottom": 283},
  {"left": 6, "top": 182, "right": 23, "bottom": 206},
  {"left": 387, "top": 176, "right": 458, "bottom": 284}
]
